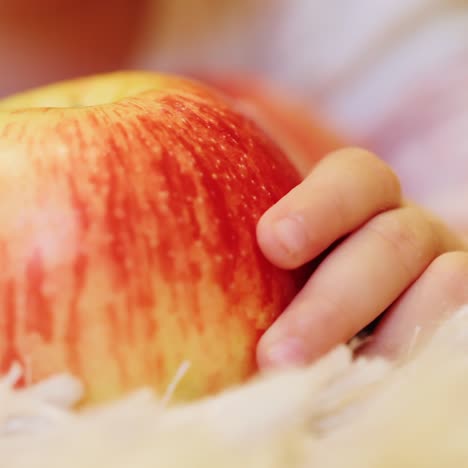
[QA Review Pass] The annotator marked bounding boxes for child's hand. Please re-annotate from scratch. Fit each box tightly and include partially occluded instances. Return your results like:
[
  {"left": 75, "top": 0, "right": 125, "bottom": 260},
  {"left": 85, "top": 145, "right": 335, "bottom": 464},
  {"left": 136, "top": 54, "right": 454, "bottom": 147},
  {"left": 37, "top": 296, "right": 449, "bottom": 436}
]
[{"left": 256, "top": 148, "right": 468, "bottom": 367}]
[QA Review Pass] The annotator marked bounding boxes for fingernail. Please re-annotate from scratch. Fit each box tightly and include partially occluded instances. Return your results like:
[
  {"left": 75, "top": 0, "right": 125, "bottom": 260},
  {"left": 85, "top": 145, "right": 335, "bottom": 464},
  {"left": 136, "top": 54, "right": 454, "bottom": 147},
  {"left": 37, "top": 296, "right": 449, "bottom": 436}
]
[
  {"left": 262, "top": 338, "right": 307, "bottom": 369},
  {"left": 273, "top": 216, "right": 308, "bottom": 257}
]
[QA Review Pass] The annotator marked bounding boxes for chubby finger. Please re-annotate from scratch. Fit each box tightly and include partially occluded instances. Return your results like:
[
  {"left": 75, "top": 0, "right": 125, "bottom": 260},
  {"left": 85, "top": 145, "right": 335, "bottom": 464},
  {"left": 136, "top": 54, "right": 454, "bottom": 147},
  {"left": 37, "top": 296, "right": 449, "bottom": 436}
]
[
  {"left": 257, "top": 205, "right": 465, "bottom": 369},
  {"left": 257, "top": 148, "right": 402, "bottom": 270},
  {"left": 359, "top": 251, "right": 468, "bottom": 359}
]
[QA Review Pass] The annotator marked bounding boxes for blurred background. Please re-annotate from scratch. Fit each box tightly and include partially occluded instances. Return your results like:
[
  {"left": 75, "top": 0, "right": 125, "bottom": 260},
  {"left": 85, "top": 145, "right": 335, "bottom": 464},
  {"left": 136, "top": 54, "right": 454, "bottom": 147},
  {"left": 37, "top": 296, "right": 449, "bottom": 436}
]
[{"left": 1, "top": 0, "right": 468, "bottom": 231}]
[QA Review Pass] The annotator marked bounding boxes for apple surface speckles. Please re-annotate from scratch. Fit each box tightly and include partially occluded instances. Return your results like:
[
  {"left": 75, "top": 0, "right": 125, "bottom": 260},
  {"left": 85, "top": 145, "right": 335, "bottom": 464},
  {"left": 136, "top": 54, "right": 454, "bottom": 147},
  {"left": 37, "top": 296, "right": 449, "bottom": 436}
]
[{"left": 0, "top": 71, "right": 307, "bottom": 405}]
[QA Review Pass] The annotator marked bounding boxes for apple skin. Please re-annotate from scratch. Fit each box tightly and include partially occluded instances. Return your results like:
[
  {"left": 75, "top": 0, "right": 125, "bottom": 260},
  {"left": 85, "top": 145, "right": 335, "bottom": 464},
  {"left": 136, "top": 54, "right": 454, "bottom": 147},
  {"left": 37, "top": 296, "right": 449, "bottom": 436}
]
[
  {"left": 0, "top": 71, "right": 307, "bottom": 405},
  {"left": 198, "top": 74, "right": 345, "bottom": 177}
]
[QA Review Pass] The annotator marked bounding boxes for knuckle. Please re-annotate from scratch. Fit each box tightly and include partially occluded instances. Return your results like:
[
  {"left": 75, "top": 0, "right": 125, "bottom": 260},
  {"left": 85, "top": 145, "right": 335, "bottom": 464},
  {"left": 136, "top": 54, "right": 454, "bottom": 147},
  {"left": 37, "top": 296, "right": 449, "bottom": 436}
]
[
  {"left": 366, "top": 207, "right": 439, "bottom": 277},
  {"left": 378, "top": 164, "right": 402, "bottom": 203},
  {"left": 330, "top": 147, "right": 402, "bottom": 202},
  {"left": 430, "top": 251, "right": 468, "bottom": 271},
  {"left": 330, "top": 146, "right": 376, "bottom": 163},
  {"left": 312, "top": 292, "right": 360, "bottom": 341},
  {"left": 329, "top": 147, "right": 381, "bottom": 175},
  {"left": 359, "top": 152, "right": 402, "bottom": 203},
  {"left": 427, "top": 252, "right": 468, "bottom": 301}
]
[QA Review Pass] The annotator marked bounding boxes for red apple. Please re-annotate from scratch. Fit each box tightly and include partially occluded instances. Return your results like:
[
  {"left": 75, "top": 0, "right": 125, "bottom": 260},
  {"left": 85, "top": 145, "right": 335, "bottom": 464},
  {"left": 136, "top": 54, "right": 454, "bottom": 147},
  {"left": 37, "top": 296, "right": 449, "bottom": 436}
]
[
  {"left": 0, "top": 70, "right": 307, "bottom": 405},
  {"left": 199, "top": 74, "right": 345, "bottom": 177}
]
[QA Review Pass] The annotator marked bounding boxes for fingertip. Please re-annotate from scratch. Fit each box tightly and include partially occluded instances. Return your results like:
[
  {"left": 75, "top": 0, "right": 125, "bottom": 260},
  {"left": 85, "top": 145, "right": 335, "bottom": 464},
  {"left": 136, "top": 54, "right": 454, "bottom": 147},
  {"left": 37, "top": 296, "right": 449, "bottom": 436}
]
[
  {"left": 256, "top": 328, "right": 308, "bottom": 371},
  {"left": 256, "top": 211, "right": 281, "bottom": 266},
  {"left": 256, "top": 211, "right": 308, "bottom": 270}
]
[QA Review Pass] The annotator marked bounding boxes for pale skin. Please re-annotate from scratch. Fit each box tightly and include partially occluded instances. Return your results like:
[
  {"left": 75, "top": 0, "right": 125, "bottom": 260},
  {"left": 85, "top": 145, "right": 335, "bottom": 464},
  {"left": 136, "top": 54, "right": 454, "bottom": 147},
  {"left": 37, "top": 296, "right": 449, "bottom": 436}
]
[{"left": 256, "top": 147, "right": 468, "bottom": 367}]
